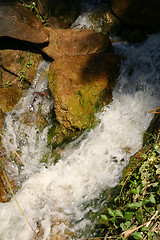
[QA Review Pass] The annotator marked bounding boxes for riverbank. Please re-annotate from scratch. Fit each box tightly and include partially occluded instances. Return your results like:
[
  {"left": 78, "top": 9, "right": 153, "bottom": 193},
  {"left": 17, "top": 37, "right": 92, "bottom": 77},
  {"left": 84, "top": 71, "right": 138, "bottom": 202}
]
[{"left": 98, "top": 121, "right": 160, "bottom": 240}]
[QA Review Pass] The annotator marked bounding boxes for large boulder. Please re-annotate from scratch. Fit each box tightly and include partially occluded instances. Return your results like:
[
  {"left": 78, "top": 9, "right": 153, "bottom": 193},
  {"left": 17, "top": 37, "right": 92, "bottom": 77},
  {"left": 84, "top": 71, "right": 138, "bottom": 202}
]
[
  {"left": 0, "top": 0, "right": 49, "bottom": 43},
  {"left": 112, "top": 0, "right": 160, "bottom": 27},
  {"left": 43, "top": 28, "right": 111, "bottom": 59},
  {"left": 48, "top": 29, "right": 119, "bottom": 130}
]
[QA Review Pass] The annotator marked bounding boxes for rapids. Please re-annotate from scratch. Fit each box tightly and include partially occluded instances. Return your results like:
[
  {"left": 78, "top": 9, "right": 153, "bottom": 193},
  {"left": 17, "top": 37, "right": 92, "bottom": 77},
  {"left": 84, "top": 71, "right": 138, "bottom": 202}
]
[{"left": 0, "top": 33, "right": 160, "bottom": 239}]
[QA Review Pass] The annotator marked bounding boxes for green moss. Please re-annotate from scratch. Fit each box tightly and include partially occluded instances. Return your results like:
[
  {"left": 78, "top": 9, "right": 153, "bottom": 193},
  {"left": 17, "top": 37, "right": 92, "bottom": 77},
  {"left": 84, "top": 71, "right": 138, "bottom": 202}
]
[
  {"left": 67, "top": 84, "right": 105, "bottom": 130},
  {"left": 48, "top": 122, "right": 81, "bottom": 150}
]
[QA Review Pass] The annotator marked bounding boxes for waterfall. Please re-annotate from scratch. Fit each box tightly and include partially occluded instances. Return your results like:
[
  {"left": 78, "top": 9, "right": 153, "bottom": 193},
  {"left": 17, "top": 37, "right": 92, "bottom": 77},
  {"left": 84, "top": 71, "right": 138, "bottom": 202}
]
[{"left": 0, "top": 33, "right": 159, "bottom": 240}]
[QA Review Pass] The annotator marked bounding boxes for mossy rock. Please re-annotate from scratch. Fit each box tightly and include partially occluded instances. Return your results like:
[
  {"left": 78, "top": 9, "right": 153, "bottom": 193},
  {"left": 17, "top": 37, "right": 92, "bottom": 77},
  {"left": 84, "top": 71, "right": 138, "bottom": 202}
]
[
  {"left": 48, "top": 52, "right": 119, "bottom": 131},
  {"left": 48, "top": 121, "right": 81, "bottom": 149}
]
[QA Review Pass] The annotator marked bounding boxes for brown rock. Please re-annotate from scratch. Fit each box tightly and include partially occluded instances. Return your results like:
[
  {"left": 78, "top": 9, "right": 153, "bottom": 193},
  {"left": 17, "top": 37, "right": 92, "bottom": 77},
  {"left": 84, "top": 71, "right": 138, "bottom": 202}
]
[
  {"left": 0, "top": 85, "right": 22, "bottom": 112},
  {"left": 0, "top": 49, "right": 42, "bottom": 87},
  {"left": 0, "top": 110, "right": 4, "bottom": 129},
  {"left": 45, "top": 17, "right": 70, "bottom": 29},
  {"left": 32, "top": 0, "right": 80, "bottom": 25},
  {"left": 43, "top": 28, "right": 111, "bottom": 59},
  {"left": 112, "top": 0, "right": 160, "bottom": 27},
  {"left": 48, "top": 29, "right": 119, "bottom": 130},
  {"left": 0, "top": 147, "right": 18, "bottom": 203},
  {"left": 0, "top": 1, "right": 49, "bottom": 43}
]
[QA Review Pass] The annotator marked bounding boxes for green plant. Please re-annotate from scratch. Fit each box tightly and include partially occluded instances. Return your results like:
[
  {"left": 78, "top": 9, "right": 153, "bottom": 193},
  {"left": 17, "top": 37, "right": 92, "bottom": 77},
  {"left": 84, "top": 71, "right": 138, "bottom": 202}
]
[
  {"left": 18, "top": 0, "right": 45, "bottom": 21},
  {"left": 5, "top": 81, "right": 10, "bottom": 87},
  {"left": 17, "top": 52, "right": 32, "bottom": 88},
  {"left": 100, "top": 132, "right": 160, "bottom": 239}
]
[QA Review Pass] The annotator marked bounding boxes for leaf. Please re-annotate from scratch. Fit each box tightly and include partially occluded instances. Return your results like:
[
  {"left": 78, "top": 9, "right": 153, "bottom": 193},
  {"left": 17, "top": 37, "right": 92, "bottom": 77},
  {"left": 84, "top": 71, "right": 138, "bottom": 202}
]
[
  {"left": 152, "top": 182, "right": 158, "bottom": 187},
  {"left": 101, "top": 214, "right": 109, "bottom": 222},
  {"left": 120, "top": 221, "right": 132, "bottom": 231},
  {"left": 136, "top": 211, "right": 143, "bottom": 223},
  {"left": 147, "top": 231, "right": 154, "bottom": 239},
  {"left": 132, "top": 231, "right": 143, "bottom": 239},
  {"left": 125, "top": 221, "right": 132, "bottom": 228},
  {"left": 128, "top": 202, "right": 141, "bottom": 209},
  {"left": 120, "top": 222, "right": 127, "bottom": 231},
  {"left": 136, "top": 185, "right": 142, "bottom": 194},
  {"left": 108, "top": 208, "right": 115, "bottom": 217},
  {"left": 115, "top": 210, "right": 123, "bottom": 217},
  {"left": 142, "top": 199, "right": 150, "bottom": 206},
  {"left": 141, "top": 226, "right": 149, "bottom": 231},
  {"left": 110, "top": 217, "right": 117, "bottom": 223},
  {"left": 130, "top": 188, "right": 138, "bottom": 194},
  {"left": 149, "top": 193, "right": 156, "bottom": 204},
  {"left": 124, "top": 211, "right": 133, "bottom": 220}
]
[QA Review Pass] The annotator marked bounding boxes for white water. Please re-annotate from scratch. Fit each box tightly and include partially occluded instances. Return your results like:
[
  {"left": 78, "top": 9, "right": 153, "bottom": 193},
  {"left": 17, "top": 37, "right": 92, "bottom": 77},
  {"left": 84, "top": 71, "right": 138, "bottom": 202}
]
[
  {"left": 0, "top": 34, "right": 160, "bottom": 240},
  {"left": 2, "top": 61, "right": 53, "bottom": 182}
]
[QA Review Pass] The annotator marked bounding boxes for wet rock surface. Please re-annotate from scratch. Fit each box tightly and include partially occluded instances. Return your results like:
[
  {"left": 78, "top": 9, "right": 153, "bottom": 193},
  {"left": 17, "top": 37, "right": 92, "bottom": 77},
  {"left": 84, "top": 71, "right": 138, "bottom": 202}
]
[
  {"left": 0, "top": 85, "right": 22, "bottom": 112},
  {"left": 112, "top": 0, "right": 160, "bottom": 27},
  {"left": 72, "top": 6, "right": 119, "bottom": 35},
  {"left": 0, "top": 0, "right": 49, "bottom": 43},
  {"left": 0, "top": 110, "right": 4, "bottom": 130},
  {"left": 0, "top": 148, "right": 18, "bottom": 203},
  {"left": 0, "top": 49, "right": 43, "bottom": 87},
  {"left": 43, "top": 28, "right": 111, "bottom": 59},
  {"left": 48, "top": 29, "right": 119, "bottom": 130}
]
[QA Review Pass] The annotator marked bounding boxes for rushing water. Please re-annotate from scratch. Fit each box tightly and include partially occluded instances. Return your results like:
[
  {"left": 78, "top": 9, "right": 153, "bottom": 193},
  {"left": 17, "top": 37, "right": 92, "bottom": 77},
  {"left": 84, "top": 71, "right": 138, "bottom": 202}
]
[{"left": 0, "top": 33, "right": 160, "bottom": 239}]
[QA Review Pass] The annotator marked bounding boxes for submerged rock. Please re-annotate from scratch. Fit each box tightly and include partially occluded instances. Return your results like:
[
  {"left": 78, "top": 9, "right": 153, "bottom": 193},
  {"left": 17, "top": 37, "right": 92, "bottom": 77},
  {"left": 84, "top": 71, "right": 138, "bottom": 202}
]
[
  {"left": 112, "top": 0, "right": 160, "bottom": 27},
  {"left": 0, "top": 0, "right": 49, "bottom": 43},
  {"left": 48, "top": 29, "right": 119, "bottom": 130}
]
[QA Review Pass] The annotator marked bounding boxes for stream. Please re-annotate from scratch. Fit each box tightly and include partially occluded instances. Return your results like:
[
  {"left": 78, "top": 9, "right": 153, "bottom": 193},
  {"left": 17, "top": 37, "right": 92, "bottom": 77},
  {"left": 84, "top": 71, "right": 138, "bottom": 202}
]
[{"left": 0, "top": 7, "right": 160, "bottom": 240}]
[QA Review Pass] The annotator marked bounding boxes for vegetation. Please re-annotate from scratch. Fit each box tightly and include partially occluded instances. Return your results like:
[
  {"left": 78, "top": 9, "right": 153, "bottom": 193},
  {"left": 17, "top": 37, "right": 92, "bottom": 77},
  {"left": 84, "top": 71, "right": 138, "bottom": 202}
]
[
  {"left": 100, "top": 130, "right": 160, "bottom": 239},
  {"left": 18, "top": 0, "right": 45, "bottom": 21}
]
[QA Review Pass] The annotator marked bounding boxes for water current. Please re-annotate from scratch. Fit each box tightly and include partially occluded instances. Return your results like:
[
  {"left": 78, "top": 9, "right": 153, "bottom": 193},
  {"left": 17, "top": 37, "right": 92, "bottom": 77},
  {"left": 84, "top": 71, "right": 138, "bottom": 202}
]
[{"left": 0, "top": 32, "right": 160, "bottom": 240}]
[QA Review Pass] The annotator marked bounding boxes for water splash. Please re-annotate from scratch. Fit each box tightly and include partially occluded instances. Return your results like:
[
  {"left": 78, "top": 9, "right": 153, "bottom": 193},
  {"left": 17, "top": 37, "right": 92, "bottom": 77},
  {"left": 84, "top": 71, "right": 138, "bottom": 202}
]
[
  {"left": 0, "top": 34, "right": 159, "bottom": 240},
  {"left": 2, "top": 61, "right": 53, "bottom": 180}
]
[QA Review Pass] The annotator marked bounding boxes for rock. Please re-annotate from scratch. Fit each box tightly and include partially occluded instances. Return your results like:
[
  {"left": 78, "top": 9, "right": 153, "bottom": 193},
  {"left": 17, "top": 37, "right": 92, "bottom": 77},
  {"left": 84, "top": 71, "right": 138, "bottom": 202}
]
[
  {"left": 112, "top": 0, "right": 160, "bottom": 27},
  {"left": 44, "top": 16, "right": 70, "bottom": 29},
  {"left": 43, "top": 28, "right": 111, "bottom": 59},
  {"left": 0, "top": 0, "right": 49, "bottom": 43},
  {"left": 48, "top": 29, "right": 119, "bottom": 130},
  {"left": 0, "top": 49, "right": 43, "bottom": 87},
  {"left": 0, "top": 85, "right": 22, "bottom": 112},
  {"left": 0, "top": 110, "right": 4, "bottom": 130},
  {"left": 0, "top": 148, "right": 18, "bottom": 203},
  {"left": 20, "top": 111, "right": 48, "bottom": 129},
  {"left": 72, "top": 6, "right": 119, "bottom": 35},
  {"left": 36, "top": 0, "right": 80, "bottom": 26}
]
